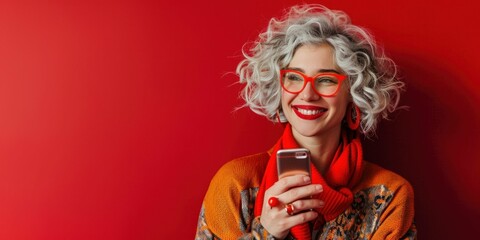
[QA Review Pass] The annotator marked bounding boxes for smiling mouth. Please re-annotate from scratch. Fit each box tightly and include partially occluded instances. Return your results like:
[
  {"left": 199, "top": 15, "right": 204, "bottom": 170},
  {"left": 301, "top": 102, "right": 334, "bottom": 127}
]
[{"left": 292, "top": 105, "right": 327, "bottom": 120}]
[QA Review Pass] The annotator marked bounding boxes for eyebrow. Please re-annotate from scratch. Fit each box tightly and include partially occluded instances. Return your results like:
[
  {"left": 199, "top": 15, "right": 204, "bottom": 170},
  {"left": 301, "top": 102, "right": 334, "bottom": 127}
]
[{"left": 286, "top": 67, "right": 342, "bottom": 74}]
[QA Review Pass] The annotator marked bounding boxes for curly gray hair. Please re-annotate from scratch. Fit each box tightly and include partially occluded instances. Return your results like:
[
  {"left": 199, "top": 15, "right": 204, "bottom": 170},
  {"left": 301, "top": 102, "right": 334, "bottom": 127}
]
[{"left": 236, "top": 4, "right": 404, "bottom": 135}]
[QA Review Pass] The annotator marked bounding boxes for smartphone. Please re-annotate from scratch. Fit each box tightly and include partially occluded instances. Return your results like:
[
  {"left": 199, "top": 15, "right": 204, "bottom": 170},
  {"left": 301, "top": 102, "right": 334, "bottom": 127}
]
[{"left": 276, "top": 148, "right": 311, "bottom": 179}]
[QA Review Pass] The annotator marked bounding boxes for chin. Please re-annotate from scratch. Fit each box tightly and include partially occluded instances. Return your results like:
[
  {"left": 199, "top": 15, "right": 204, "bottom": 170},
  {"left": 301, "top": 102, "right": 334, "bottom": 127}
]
[{"left": 291, "top": 124, "right": 322, "bottom": 137}]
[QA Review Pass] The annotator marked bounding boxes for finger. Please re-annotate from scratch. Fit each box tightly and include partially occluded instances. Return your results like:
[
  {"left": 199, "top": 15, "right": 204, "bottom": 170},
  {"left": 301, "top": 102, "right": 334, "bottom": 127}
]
[
  {"left": 289, "top": 199, "right": 325, "bottom": 213},
  {"left": 268, "top": 175, "right": 311, "bottom": 195},
  {"left": 279, "top": 184, "right": 323, "bottom": 203},
  {"left": 283, "top": 211, "right": 319, "bottom": 229}
]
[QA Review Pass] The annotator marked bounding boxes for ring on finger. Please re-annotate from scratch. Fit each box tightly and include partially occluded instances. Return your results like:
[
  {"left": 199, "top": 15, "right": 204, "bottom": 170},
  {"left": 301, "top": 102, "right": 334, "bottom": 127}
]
[
  {"left": 285, "top": 203, "right": 295, "bottom": 216},
  {"left": 268, "top": 197, "right": 280, "bottom": 209}
]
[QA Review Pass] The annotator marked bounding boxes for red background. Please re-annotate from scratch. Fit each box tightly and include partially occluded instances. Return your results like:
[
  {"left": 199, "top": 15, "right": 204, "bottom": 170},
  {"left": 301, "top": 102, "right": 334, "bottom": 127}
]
[{"left": 1, "top": 0, "right": 479, "bottom": 239}]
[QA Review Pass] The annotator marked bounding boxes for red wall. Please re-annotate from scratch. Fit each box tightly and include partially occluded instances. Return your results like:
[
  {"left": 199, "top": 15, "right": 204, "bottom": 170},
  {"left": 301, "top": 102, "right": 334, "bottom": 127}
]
[{"left": 1, "top": 0, "right": 478, "bottom": 239}]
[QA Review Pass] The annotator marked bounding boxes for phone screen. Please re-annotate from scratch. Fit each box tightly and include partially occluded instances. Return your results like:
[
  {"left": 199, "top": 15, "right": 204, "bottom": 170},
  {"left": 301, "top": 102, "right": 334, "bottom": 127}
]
[{"left": 276, "top": 148, "right": 311, "bottom": 179}]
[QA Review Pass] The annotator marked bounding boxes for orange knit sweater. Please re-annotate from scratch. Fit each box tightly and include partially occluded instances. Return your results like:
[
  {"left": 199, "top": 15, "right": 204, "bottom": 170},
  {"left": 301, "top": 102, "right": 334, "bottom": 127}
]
[{"left": 196, "top": 152, "right": 416, "bottom": 239}]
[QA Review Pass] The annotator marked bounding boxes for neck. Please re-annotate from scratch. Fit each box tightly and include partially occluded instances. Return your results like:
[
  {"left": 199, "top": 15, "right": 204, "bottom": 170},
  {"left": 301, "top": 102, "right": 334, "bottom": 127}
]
[{"left": 292, "top": 126, "right": 342, "bottom": 175}]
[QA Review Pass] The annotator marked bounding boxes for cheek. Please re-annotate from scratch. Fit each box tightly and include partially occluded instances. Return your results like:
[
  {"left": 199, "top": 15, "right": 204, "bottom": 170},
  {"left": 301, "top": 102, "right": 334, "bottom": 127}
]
[
  {"left": 336, "top": 80, "right": 351, "bottom": 98},
  {"left": 280, "top": 91, "right": 295, "bottom": 107},
  {"left": 329, "top": 93, "right": 350, "bottom": 116}
]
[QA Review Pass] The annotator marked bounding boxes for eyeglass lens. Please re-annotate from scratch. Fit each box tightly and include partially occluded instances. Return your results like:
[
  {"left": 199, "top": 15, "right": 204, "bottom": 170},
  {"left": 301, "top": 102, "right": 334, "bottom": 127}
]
[{"left": 282, "top": 72, "right": 340, "bottom": 95}]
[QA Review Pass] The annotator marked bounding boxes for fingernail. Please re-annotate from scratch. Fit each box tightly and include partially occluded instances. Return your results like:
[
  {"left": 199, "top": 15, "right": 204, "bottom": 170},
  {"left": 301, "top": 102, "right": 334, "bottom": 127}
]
[
  {"left": 315, "top": 184, "right": 323, "bottom": 192},
  {"left": 303, "top": 176, "right": 310, "bottom": 183},
  {"left": 319, "top": 200, "right": 325, "bottom": 207}
]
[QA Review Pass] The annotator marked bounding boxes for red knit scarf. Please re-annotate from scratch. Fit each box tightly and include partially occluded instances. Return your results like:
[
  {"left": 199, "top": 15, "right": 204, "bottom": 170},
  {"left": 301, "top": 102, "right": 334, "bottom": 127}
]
[{"left": 254, "top": 124, "right": 363, "bottom": 239}]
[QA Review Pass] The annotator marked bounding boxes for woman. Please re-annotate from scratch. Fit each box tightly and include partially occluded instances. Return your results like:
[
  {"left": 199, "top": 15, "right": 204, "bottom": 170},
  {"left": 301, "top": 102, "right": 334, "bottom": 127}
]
[{"left": 196, "top": 4, "right": 415, "bottom": 240}]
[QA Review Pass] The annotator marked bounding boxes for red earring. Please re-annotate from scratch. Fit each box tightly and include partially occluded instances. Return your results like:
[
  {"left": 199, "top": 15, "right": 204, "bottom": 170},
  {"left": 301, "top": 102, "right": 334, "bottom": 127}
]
[{"left": 346, "top": 102, "right": 361, "bottom": 130}]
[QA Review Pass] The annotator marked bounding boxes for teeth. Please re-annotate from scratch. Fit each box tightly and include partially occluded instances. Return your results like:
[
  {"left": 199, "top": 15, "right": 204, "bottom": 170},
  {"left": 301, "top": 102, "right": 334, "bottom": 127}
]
[{"left": 298, "top": 108, "right": 322, "bottom": 115}]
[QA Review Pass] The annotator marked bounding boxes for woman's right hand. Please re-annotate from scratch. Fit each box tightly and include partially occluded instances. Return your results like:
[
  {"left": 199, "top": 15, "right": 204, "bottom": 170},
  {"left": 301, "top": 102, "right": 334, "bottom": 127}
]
[{"left": 260, "top": 175, "right": 324, "bottom": 239}]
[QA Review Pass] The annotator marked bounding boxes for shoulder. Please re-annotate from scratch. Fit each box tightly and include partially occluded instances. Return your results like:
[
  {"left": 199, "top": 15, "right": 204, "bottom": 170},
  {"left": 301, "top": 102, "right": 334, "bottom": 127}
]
[
  {"left": 353, "top": 161, "right": 415, "bottom": 219},
  {"left": 210, "top": 152, "right": 270, "bottom": 190},
  {"left": 357, "top": 161, "right": 414, "bottom": 198}
]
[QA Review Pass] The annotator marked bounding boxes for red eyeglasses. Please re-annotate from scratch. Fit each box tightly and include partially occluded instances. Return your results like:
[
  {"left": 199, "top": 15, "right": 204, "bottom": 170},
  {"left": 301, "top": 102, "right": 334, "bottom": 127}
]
[{"left": 280, "top": 69, "right": 347, "bottom": 97}]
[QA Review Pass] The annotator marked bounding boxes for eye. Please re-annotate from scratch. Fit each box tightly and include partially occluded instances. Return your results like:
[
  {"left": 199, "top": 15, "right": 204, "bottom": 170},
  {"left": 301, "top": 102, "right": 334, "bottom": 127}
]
[
  {"left": 285, "top": 72, "right": 303, "bottom": 82},
  {"left": 315, "top": 76, "right": 338, "bottom": 85}
]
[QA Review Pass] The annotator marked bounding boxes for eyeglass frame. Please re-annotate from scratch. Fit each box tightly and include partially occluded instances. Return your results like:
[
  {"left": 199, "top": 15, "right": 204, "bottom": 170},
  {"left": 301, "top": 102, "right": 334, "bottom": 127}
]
[{"left": 279, "top": 69, "right": 347, "bottom": 97}]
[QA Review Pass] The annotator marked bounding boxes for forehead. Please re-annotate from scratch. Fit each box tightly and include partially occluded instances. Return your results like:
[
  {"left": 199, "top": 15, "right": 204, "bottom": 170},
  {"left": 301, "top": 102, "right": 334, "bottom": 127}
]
[{"left": 288, "top": 44, "right": 337, "bottom": 71}]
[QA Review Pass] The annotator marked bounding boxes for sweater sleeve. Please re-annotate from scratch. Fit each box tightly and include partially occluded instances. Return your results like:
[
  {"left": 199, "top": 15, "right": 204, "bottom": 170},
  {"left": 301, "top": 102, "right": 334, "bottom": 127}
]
[
  {"left": 371, "top": 178, "right": 416, "bottom": 240},
  {"left": 195, "top": 153, "right": 274, "bottom": 239}
]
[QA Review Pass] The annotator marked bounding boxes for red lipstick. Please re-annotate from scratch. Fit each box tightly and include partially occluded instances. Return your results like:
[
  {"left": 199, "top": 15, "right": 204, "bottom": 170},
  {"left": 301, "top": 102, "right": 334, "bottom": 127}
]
[{"left": 292, "top": 105, "right": 327, "bottom": 120}]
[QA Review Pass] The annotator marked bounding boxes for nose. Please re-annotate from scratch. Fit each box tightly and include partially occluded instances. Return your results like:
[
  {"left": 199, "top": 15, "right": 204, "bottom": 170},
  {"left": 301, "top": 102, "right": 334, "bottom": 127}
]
[{"left": 300, "top": 82, "right": 320, "bottom": 101}]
